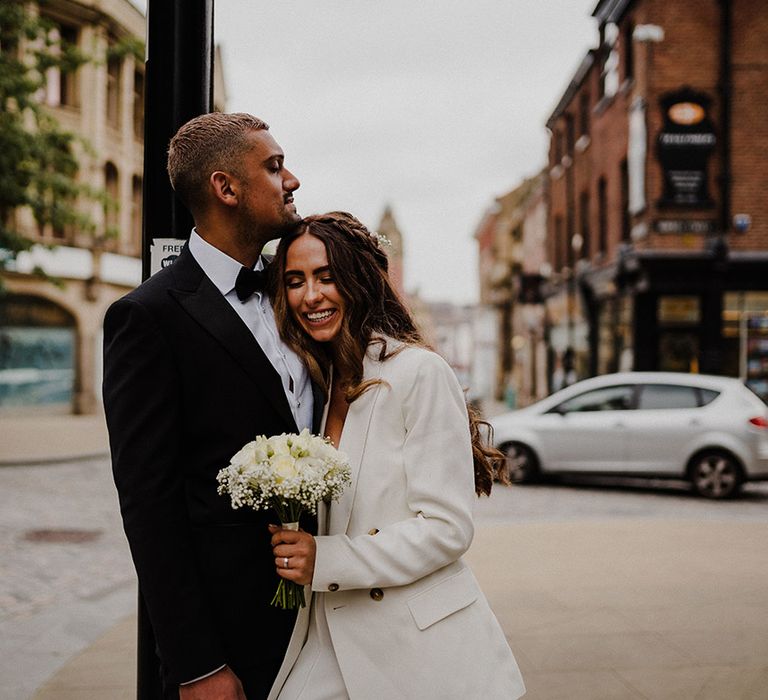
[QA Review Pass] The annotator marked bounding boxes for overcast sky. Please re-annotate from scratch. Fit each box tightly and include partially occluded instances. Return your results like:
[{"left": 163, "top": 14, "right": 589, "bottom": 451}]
[{"left": 136, "top": 1, "right": 598, "bottom": 303}]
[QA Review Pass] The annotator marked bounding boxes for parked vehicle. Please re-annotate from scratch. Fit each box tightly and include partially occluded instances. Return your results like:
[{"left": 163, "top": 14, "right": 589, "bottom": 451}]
[{"left": 489, "top": 372, "right": 768, "bottom": 499}]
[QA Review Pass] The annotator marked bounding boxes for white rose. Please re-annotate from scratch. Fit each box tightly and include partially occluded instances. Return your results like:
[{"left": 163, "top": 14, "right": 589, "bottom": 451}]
[
  {"left": 273, "top": 454, "right": 298, "bottom": 481},
  {"left": 295, "top": 455, "right": 323, "bottom": 476},
  {"left": 229, "top": 441, "right": 259, "bottom": 469},
  {"left": 269, "top": 433, "right": 291, "bottom": 456}
]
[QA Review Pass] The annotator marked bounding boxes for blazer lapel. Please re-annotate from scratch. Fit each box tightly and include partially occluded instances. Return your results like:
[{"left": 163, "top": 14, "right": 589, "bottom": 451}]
[
  {"left": 329, "top": 352, "right": 384, "bottom": 535},
  {"left": 168, "top": 247, "right": 298, "bottom": 431},
  {"left": 311, "top": 380, "right": 326, "bottom": 434}
]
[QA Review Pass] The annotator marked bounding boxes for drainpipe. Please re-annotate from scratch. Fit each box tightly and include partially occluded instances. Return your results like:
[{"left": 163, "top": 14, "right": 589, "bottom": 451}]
[
  {"left": 701, "top": 0, "right": 731, "bottom": 373},
  {"left": 718, "top": 0, "right": 732, "bottom": 239}
]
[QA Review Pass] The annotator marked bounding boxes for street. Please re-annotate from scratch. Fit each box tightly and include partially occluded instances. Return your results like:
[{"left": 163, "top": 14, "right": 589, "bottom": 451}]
[
  {"left": 0, "top": 459, "right": 135, "bottom": 700},
  {"left": 475, "top": 476, "right": 768, "bottom": 524},
  {"left": 2, "top": 459, "right": 767, "bottom": 699}
]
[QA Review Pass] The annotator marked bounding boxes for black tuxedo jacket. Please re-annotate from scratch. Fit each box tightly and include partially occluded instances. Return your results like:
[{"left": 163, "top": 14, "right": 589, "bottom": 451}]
[{"left": 103, "top": 245, "right": 321, "bottom": 696}]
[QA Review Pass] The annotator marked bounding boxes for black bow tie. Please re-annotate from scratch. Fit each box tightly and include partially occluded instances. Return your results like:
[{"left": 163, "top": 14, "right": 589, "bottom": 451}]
[{"left": 235, "top": 266, "right": 267, "bottom": 302}]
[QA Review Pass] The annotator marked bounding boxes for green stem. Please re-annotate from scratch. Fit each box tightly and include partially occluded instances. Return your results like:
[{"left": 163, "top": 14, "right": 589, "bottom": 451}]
[
  {"left": 268, "top": 498, "right": 307, "bottom": 609},
  {"left": 270, "top": 579, "right": 306, "bottom": 609}
]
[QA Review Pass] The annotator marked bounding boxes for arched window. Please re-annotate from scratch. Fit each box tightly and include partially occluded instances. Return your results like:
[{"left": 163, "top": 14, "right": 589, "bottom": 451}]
[{"left": 0, "top": 296, "right": 76, "bottom": 410}]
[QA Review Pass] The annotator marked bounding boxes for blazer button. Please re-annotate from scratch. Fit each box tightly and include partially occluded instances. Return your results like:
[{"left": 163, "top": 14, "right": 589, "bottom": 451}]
[
  {"left": 368, "top": 528, "right": 380, "bottom": 536},
  {"left": 370, "top": 588, "right": 384, "bottom": 601},
  {"left": 328, "top": 583, "right": 339, "bottom": 592}
]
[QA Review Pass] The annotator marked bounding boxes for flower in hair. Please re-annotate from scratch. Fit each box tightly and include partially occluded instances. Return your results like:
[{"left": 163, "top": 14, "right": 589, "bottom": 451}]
[{"left": 371, "top": 231, "right": 392, "bottom": 248}]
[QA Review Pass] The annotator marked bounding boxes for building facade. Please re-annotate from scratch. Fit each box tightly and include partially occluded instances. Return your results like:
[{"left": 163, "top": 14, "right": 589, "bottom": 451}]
[
  {"left": 546, "top": 0, "right": 768, "bottom": 401},
  {"left": 375, "top": 205, "right": 405, "bottom": 300},
  {"left": 474, "top": 173, "right": 550, "bottom": 406},
  {"left": 1, "top": 0, "right": 226, "bottom": 415}
]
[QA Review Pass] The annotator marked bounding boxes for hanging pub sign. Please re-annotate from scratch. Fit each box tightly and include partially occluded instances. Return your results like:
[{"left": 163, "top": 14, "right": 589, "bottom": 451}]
[{"left": 657, "top": 88, "right": 716, "bottom": 207}]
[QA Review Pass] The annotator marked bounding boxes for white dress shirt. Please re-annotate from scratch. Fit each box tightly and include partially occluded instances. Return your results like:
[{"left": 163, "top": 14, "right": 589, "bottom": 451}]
[{"left": 188, "top": 230, "right": 313, "bottom": 432}]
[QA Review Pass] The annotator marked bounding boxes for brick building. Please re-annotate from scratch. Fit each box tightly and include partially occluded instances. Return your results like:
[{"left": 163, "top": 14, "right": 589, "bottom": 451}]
[{"left": 546, "top": 0, "right": 768, "bottom": 401}]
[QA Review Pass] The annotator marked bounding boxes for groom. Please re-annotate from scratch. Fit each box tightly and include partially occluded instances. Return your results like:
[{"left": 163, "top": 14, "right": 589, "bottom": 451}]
[{"left": 103, "top": 112, "right": 319, "bottom": 699}]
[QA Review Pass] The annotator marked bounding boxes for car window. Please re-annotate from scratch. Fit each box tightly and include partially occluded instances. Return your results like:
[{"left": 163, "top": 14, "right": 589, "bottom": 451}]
[
  {"left": 553, "top": 385, "right": 634, "bottom": 413},
  {"left": 637, "top": 384, "right": 700, "bottom": 409},
  {"left": 699, "top": 388, "right": 720, "bottom": 406}
]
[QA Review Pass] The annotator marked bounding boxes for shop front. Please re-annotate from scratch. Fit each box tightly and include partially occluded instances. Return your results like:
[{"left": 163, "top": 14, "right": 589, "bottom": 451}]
[
  {"left": 0, "top": 295, "right": 77, "bottom": 412},
  {"left": 583, "top": 252, "right": 768, "bottom": 403}
]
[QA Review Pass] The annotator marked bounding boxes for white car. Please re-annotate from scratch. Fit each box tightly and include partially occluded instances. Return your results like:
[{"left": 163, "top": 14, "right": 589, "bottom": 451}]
[{"left": 489, "top": 372, "right": 768, "bottom": 499}]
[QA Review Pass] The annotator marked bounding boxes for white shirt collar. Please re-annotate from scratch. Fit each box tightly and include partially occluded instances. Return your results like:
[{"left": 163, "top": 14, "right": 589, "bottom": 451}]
[{"left": 188, "top": 229, "right": 265, "bottom": 296}]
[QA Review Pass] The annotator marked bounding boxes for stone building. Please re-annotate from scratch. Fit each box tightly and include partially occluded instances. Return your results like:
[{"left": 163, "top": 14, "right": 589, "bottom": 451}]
[
  {"left": 474, "top": 173, "right": 549, "bottom": 406},
  {"left": 545, "top": 0, "right": 768, "bottom": 401},
  {"left": 375, "top": 204, "right": 405, "bottom": 300},
  {"left": 0, "top": 0, "right": 225, "bottom": 414}
]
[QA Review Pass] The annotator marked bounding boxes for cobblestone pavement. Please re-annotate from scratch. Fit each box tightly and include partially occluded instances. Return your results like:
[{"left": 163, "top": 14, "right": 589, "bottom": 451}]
[
  {"left": 3, "top": 458, "right": 767, "bottom": 699},
  {"left": 0, "top": 458, "right": 135, "bottom": 700}
]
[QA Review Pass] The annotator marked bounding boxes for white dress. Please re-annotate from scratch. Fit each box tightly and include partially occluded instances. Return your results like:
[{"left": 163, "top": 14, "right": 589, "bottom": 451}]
[{"left": 276, "top": 594, "right": 348, "bottom": 699}]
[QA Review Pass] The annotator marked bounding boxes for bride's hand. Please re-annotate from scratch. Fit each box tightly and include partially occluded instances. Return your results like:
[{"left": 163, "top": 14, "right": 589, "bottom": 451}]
[{"left": 269, "top": 524, "right": 316, "bottom": 586}]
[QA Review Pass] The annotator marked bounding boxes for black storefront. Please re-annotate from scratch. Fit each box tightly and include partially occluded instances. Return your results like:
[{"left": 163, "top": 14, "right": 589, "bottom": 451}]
[{"left": 580, "top": 249, "right": 768, "bottom": 403}]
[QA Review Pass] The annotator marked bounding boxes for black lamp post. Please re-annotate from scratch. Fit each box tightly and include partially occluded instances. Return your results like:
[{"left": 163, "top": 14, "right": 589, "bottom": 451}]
[{"left": 139, "top": 2, "right": 214, "bottom": 697}]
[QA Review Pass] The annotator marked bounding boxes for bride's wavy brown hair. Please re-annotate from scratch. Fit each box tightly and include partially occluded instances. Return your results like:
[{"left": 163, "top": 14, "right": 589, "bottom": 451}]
[{"left": 270, "top": 211, "right": 505, "bottom": 496}]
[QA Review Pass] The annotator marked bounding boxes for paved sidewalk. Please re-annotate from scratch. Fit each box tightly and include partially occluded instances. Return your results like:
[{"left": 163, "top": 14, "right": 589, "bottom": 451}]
[
  {"left": 0, "top": 414, "right": 109, "bottom": 465},
  {"left": 5, "top": 414, "right": 768, "bottom": 699},
  {"left": 31, "top": 520, "right": 768, "bottom": 700}
]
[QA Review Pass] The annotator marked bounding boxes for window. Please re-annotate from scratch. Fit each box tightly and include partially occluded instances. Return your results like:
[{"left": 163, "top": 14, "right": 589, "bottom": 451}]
[
  {"left": 104, "top": 162, "right": 119, "bottom": 242},
  {"left": 553, "top": 384, "right": 635, "bottom": 413},
  {"left": 553, "top": 129, "right": 562, "bottom": 164},
  {"left": 598, "top": 176, "right": 607, "bottom": 254},
  {"left": 579, "top": 191, "right": 590, "bottom": 259},
  {"left": 0, "top": 295, "right": 76, "bottom": 409},
  {"left": 579, "top": 92, "right": 590, "bottom": 137},
  {"left": 106, "top": 45, "right": 122, "bottom": 128},
  {"left": 554, "top": 215, "right": 564, "bottom": 272},
  {"left": 620, "top": 159, "right": 630, "bottom": 241},
  {"left": 565, "top": 113, "right": 575, "bottom": 156},
  {"left": 623, "top": 22, "right": 635, "bottom": 82},
  {"left": 637, "top": 384, "right": 700, "bottom": 409},
  {"left": 133, "top": 70, "right": 145, "bottom": 139},
  {"left": 42, "top": 22, "right": 79, "bottom": 108}
]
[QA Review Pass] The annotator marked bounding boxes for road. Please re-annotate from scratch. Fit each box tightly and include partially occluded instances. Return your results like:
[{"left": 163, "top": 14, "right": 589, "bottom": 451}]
[
  {"left": 475, "top": 475, "right": 768, "bottom": 524},
  {"left": 2, "top": 459, "right": 767, "bottom": 699}
]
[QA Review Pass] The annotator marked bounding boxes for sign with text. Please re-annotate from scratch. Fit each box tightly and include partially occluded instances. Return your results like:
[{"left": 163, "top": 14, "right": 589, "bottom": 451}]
[
  {"left": 657, "top": 88, "right": 716, "bottom": 207},
  {"left": 654, "top": 219, "right": 717, "bottom": 234},
  {"left": 150, "top": 238, "right": 186, "bottom": 276}
]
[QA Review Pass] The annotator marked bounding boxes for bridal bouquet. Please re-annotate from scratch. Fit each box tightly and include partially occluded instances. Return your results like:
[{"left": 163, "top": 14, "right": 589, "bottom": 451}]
[{"left": 216, "top": 428, "right": 351, "bottom": 609}]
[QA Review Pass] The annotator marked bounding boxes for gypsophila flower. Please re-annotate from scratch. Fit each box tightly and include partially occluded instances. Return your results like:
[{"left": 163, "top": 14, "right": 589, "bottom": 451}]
[
  {"left": 216, "top": 428, "right": 351, "bottom": 609},
  {"left": 371, "top": 231, "right": 392, "bottom": 248}
]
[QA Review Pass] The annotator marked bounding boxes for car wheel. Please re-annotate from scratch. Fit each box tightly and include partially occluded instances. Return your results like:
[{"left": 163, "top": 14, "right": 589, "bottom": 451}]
[
  {"left": 500, "top": 442, "right": 538, "bottom": 484},
  {"left": 688, "top": 450, "right": 744, "bottom": 499}
]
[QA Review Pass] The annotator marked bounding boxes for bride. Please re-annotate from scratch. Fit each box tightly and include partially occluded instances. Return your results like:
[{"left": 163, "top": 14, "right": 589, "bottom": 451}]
[{"left": 267, "top": 211, "right": 525, "bottom": 700}]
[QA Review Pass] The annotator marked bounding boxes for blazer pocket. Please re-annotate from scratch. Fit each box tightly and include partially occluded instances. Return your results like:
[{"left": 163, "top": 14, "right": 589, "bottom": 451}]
[{"left": 406, "top": 567, "right": 479, "bottom": 631}]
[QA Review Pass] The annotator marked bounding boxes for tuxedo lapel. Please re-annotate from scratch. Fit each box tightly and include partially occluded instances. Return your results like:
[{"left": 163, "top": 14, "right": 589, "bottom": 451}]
[
  {"left": 329, "top": 353, "right": 384, "bottom": 535},
  {"left": 168, "top": 247, "right": 298, "bottom": 431}
]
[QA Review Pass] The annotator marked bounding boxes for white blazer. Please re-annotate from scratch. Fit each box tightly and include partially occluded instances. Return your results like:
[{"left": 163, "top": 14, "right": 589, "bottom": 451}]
[{"left": 269, "top": 342, "right": 525, "bottom": 700}]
